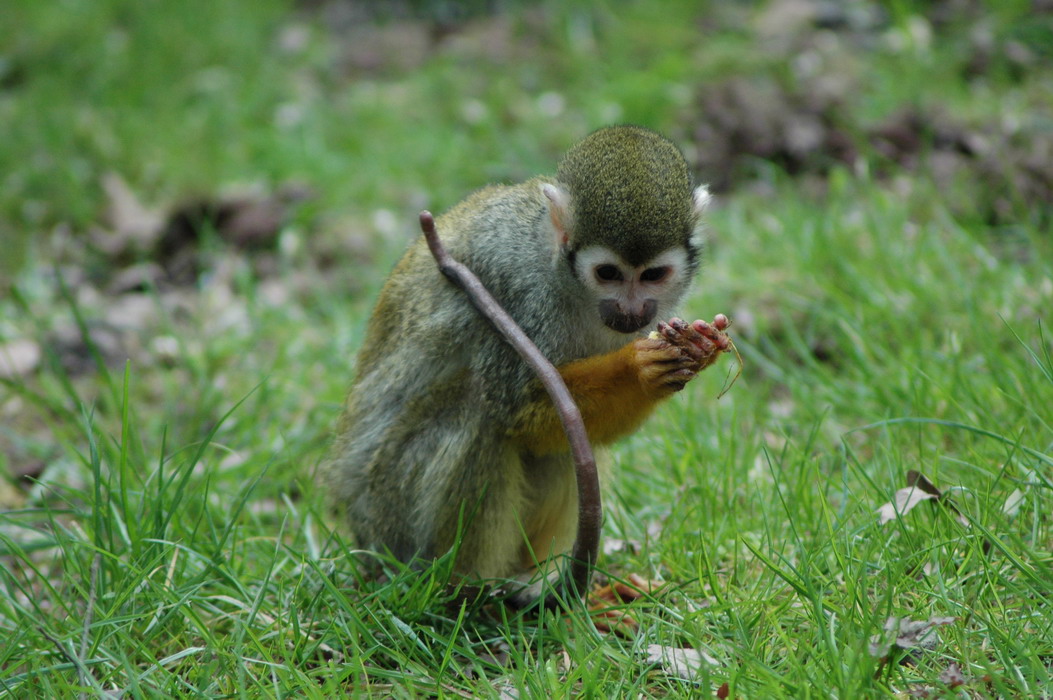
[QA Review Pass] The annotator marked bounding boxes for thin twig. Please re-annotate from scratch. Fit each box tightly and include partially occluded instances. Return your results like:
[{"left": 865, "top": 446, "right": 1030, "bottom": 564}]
[
  {"left": 716, "top": 339, "right": 743, "bottom": 399},
  {"left": 419, "top": 211, "right": 600, "bottom": 604}
]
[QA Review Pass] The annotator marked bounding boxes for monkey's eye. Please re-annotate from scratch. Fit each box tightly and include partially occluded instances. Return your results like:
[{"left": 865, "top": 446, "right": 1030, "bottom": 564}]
[
  {"left": 640, "top": 266, "right": 670, "bottom": 283},
  {"left": 595, "top": 265, "right": 623, "bottom": 282}
]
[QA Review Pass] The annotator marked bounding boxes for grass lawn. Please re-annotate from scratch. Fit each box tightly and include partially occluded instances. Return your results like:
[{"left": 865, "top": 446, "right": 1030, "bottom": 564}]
[{"left": 1, "top": 1, "right": 1051, "bottom": 696}]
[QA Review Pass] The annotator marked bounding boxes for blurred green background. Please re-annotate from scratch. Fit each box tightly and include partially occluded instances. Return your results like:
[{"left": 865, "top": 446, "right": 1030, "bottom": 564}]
[{"left": 2, "top": 1, "right": 1052, "bottom": 696}]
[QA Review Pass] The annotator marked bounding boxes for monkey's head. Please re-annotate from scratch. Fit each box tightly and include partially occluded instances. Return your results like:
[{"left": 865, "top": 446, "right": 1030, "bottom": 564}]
[{"left": 542, "top": 125, "right": 710, "bottom": 334}]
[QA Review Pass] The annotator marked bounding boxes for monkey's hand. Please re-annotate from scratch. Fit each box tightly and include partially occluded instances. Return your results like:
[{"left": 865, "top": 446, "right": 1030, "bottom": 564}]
[
  {"left": 642, "top": 315, "right": 731, "bottom": 394},
  {"left": 513, "top": 314, "right": 733, "bottom": 452}
]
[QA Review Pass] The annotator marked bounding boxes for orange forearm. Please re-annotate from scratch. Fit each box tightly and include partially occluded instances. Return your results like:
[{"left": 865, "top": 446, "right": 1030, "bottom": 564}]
[{"left": 510, "top": 341, "right": 667, "bottom": 455}]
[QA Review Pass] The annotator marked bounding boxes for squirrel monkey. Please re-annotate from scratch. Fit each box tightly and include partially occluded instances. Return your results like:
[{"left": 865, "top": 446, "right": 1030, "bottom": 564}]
[{"left": 325, "top": 125, "right": 727, "bottom": 604}]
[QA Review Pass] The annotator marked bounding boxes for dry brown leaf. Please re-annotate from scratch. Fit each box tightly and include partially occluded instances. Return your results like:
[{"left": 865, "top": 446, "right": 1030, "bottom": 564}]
[
  {"left": 588, "top": 606, "right": 639, "bottom": 636},
  {"left": 876, "top": 485, "right": 938, "bottom": 525},
  {"left": 644, "top": 644, "right": 719, "bottom": 681},
  {"left": 868, "top": 616, "right": 956, "bottom": 657},
  {"left": 590, "top": 573, "right": 665, "bottom": 604},
  {"left": 939, "top": 661, "right": 967, "bottom": 688},
  {"left": 100, "top": 172, "right": 166, "bottom": 254},
  {"left": 877, "top": 470, "right": 969, "bottom": 527},
  {"left": 905, "top": 470, "right": 941, "bottom": 497},
  {"left": 622, "top": 573, "right": 665, "bottom": 598},
  {"left": 587, "top": 574, "right": 667, "bottom": 635},
  {"left": 1002, "top": 488, "right": 1026, "bottom": 516}
]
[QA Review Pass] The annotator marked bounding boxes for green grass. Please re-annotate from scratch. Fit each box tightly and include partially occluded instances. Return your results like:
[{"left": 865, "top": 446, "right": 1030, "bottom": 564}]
[{"left": 2, "top": 0, "right": 1052, "bottom": 697}]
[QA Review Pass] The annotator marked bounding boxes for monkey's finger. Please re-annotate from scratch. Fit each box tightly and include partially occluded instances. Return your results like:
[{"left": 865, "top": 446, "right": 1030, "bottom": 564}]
[
  {"left": 669, "top": 317, "right": 720, "bottom": 351},
  {"left": 673, "top": 325, "right": 716, "bottom": 358},
  {"left": 690, "top": 318, "right": 725, "bottom": 339},
  {"left": 655, "top": 358, "right": 703, "bottom": 375},
  {"left": 657, "top": 322, "right": 705, "bottom": 361},
  {"left": 636, "top": 338, "right": 686, "bottom": 360},
  {"left": 661, "top": 368, "right": 698, "bottom": 391},
  {"left": 639, "top": 349, "right": 696, "bottom": 373},
  {"left": 675, "top": 319, "right": 712, "bottom": 346},
  {"left": 690, "top": 320, "right": 731, "bottom": 352}
]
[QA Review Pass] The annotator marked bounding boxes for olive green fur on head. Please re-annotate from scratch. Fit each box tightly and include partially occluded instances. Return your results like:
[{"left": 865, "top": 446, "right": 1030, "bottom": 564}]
[{"left": 556, "top": 125, "right": 697, "bottom": 267}]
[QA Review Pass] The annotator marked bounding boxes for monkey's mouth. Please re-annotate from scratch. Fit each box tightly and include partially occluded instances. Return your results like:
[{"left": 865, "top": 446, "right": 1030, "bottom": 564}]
[
  {"left": 605, "top": 317, "right": 650, "bottom": 333},
  {"left": 599, "top": 300, "right": 657, "bottom": 333}
]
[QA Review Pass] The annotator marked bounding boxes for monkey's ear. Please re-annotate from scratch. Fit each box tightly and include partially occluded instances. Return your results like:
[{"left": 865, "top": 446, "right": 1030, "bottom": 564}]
[
  {"left": 541, "top": 183, "right": 572, "bottom": 248},
  {"left": 692, "top": 185, "right": 712, "bottom": 216}
]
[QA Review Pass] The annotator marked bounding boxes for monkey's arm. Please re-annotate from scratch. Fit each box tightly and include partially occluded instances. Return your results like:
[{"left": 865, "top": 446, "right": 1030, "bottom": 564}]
[{"left": 510, "top": 318, "right": 728, "bottom": 455}]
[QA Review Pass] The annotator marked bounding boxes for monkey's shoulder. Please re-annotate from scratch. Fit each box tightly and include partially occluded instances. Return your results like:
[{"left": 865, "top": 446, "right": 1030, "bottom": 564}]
[{"left": 438, "top": 178, "right": 554, "bottom": 249}]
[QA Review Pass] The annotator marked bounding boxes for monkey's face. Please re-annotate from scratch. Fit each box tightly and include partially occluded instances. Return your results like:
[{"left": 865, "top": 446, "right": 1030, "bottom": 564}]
[{"left": 573, "top": 246, "right": 693, "bottom": 334}]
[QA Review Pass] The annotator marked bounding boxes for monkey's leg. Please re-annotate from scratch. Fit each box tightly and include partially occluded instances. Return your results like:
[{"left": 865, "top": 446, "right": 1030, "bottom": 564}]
[
  {"left": 504, "top": 453, "right": 579, "bottom": 607},
  {"left": 516, "top": 452, "right": 580, "bottom": 570}
]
